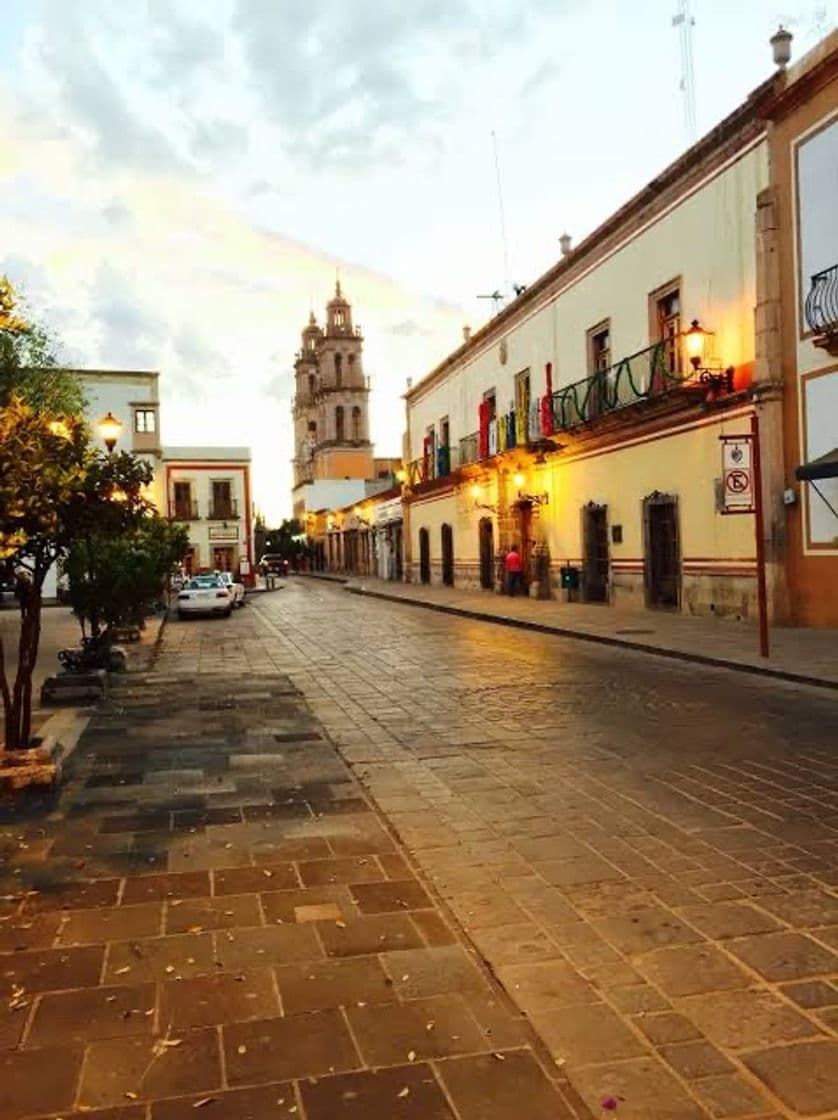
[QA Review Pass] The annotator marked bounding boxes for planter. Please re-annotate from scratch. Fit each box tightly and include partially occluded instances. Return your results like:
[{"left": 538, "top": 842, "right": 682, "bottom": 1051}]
[{"left": 1, "top": 712, "right": 90, "bottom": 795}]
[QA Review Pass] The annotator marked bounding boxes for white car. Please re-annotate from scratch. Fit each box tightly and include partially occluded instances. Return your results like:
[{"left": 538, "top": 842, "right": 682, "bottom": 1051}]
[
  {"left": 215, "top": 570, "right": 245, "bottom": 607},
  {"left": 176, "top": 576, "right": 234, "bottom": 618}
]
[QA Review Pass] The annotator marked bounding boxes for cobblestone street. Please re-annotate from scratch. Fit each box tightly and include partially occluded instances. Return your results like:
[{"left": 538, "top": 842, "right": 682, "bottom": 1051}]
[{"left": 1, "top": 579, "right": 837, "bottom": 1119}]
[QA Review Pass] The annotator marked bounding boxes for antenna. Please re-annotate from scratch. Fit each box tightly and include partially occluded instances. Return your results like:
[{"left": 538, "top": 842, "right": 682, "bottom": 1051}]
[
  {"left": 672, "top": 0, "right": 697, "bottom": 146},
  {"left": 491, "top": 131, "right": 511, "bottom": 299},
  {"left": 477, "top": 290, "right": 505, "bottom": 316}
]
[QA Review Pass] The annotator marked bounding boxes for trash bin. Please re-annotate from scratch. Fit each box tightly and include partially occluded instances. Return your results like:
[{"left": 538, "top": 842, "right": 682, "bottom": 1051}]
[{"left": 559, "top": 565, "right": 580, "bottom": 590}]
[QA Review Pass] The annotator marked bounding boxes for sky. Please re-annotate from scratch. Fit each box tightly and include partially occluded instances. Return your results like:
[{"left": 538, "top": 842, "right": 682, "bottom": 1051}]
[{"left": 1, "top": 0, "right": 834, "bottom": 522}]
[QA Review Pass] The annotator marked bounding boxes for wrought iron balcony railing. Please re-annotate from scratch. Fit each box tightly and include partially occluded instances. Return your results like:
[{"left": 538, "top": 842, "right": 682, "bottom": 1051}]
[
  {"left": 552, "top": 340, "right": 692, "bottom": 429},
  {"left": 804, "top": 264, "right": 838, "bottom": 339},
  {"left": 207, "top": 499, "right": 239, "bottom": 520},
  {"left": 170, "top": 500, "right": 199, "bottom": 521}
]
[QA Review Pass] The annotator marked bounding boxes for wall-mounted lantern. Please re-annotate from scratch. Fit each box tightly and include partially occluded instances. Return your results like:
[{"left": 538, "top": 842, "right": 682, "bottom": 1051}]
[
  {"left": 512, "top": 471, "right": 549, "bottom": 508},
  {"left": 683, "top": 320, "right": 735, "bottom": 394},
  {"left": 469, "top": 483, "right": 498, "bottom": 514}
]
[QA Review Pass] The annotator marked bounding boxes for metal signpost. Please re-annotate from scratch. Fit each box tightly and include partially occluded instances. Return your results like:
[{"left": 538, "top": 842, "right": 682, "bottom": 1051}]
[{"left": 719, "top": 414, "right": 769, "bottom": 658}]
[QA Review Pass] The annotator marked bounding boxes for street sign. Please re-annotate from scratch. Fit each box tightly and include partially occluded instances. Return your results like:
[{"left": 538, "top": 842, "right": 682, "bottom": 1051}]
[{"left": 720, "top": 435, "right": 755, "bottom": 513}]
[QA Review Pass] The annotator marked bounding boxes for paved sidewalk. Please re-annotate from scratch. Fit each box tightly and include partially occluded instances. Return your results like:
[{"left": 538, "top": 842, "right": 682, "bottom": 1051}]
[
  {"left": 326, "top": 576, "right": 838, "bottom": 690},
  {"left": 0, "top": 640, "right": 587, "bottom": 1118}
]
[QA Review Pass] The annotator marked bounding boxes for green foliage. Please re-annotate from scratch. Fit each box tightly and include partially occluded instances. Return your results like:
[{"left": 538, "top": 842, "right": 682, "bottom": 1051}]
[
  {"left": 0, "top": 283, "right": 84, "bottom": 416},
  {"left": 263, "top": 518, "right": 307, "bottom": 559},
  {"left": 66, "top": 517, "right": 189, "bottom": 635},
  {"left": 0, "top": 395, "right": 154, "bottom": 749}
]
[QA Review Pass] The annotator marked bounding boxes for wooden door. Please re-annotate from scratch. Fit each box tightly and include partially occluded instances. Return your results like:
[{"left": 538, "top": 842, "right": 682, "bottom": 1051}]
[
  {"left": 478, "top": 518, "right": 494, "bottom": 590},
  {"left": 582, "top": 504, "right": 609, "bottom": 603},
  {"left": 419, "top": 528, "right": 431, "bottom": 584},
  {"left": 441, "top": 524, "right": 454, "bottom": 586},
  {"left": 516, "top": 502, "right": 533, "bottom": 591},
  {"left": 645, "top": 495, "right": 680, "bottom": 609}
]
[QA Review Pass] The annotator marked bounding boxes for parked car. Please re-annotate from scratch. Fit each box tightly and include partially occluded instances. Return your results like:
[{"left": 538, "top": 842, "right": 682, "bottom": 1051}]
[
  {"left": 176, "top": 575, "right": 233, "bottom": 618},
  {"left": 259, "top": 553, "right": 288, "bottom": 576},
  {"left": 215, "top": 570, "right": 245, "bottom": 607}
]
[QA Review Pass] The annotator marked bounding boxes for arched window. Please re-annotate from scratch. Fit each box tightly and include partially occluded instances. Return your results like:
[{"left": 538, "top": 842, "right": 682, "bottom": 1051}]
[
  {"left": 335, "top": 309, "right": 344, "bottom": 327},
  {"left": 335, "top": 353, "right": 342, "bottom": 387},
  {"left": 308, "top": 374, "right": 315, "bottom": 396},
  {"left": 351, "top": 405, "right": 362, "bottom": 441},
  {"left": 335, "top": 405, "right": 345, "bottom": 442}
]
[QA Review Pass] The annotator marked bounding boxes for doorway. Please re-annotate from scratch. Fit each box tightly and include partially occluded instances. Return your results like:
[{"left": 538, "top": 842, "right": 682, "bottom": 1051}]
[
  {"left": 441, "top": 524, "right": 454, "bottom": 586},
  {"left": 419, "top": 528, "right": 431, "bottom": 584},
  {"left": 514, "top": 501, "right": 533, "bottom": 592},
  {"left": 212, "top": 546, "right": 235, "bottom": 572},
  {"left": 644, "top": 493, "right": 680, "bottom": 609},
  {"left": 478, "top": 518, "right": 494, "bottom": 590},
  {"left": 582, "top": 503, "right": 609, "bottom": 603}
]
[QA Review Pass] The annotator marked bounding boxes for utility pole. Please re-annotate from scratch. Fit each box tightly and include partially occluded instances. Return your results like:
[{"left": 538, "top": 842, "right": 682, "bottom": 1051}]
[{"left": 672, "top": 0, "right": 698, "bottom": 146}]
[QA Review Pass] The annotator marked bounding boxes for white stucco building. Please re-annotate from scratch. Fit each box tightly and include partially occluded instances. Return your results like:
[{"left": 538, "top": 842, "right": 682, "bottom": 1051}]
[{"left": 43, "top": 369, "right": 254, "bottom": 595}]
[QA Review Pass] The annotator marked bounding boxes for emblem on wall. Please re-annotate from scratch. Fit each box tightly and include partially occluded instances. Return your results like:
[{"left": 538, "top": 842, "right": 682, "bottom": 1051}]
[{"left": 499, "top": 338, "right": 508, "bottom": 365}]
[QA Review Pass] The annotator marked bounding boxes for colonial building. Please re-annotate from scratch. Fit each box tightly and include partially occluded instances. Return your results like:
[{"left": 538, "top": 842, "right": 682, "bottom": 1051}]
[
  {"left": 290, "top": 283, "right": 401, "bottom": 567},
  {"left": 766, "top": 30, "right": 838, "bottom": 627},
  {"left": 400, "top": 31, "right": 837, "bottom": 625},
  {"left": 59, "top": 368, "right": 255, "bottom": 583}
]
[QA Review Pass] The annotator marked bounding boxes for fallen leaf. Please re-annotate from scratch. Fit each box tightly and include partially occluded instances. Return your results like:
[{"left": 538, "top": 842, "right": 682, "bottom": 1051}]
[
  {"left": 493, "top": 1052, "right": 506, "bottom": 1061},
  {"left": 407, "top": 1050, "right": 416, "bottom": 1062},
  {"left": 125, "top": 1092, "right": 138, "bottom": 1100},
  {"left": 165, "top": 965, "right": 176, "bottom": 974},
  {"left": 397, "top": 1087, "right": 410, "bottom": 1099},
  {"left": 335, "top": 920, "right": 346, "bottom": 929},
  {"left": 425, "top": 1021, "right": 435, "bottom": 1031},
  {"left": 187, "top": 925, "right": 203, "bottom": 934},
  {"left": 263, "top": 870, "right": 273, "bottom": 877},
  {"left": 192, "top": 1097, "right": 216, "bottom": 1109},
  {"left": 237, "top": 1044, "right": 247, "bottom": 1055}
]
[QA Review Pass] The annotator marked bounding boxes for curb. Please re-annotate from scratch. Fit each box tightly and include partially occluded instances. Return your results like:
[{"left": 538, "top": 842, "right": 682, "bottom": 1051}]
[{"left": 345, "top": 584, "right": 838, "bottom": 693}]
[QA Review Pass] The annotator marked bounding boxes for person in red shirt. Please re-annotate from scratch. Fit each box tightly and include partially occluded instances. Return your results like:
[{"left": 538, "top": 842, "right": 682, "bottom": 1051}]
[{"left": 505, "top": 544, "right": 524, "bottom": 596}]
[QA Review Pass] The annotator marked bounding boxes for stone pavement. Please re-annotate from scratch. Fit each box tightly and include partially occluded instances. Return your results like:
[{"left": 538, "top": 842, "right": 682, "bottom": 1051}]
[
  {"left": 243, "top": 582, "right": 838, "bottom": 1120},
  {"left": 0, "top": 633, "right": 588, "bottom": 1119},
  {"left": 328, "top": 575, "right": 838, "bottom": 690}
]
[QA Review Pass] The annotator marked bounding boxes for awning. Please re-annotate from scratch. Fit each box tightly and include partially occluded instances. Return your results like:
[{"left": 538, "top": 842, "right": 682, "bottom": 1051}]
[{"left": 796, "top": 448, "right": 838, "bottom": 481}]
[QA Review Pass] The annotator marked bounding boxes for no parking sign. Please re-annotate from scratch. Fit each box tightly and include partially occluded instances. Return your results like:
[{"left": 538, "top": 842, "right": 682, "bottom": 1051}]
[{"left": 720, "top": 435, "right": 755, "bottom": 514}]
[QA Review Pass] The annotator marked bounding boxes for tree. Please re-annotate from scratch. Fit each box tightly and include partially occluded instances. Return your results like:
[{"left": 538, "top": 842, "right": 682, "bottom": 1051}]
[
  {"left": 66, "top": 516, "right": 189, "bottom": 637},
  {"left": 264, "top": 519, "right": 307, "bottom": 562},
  {"left": 0, "top": 397, "right": 153, "bottom": 749},
  {"left": 0, "top": 277, "right": 84, "bottom": 416}
]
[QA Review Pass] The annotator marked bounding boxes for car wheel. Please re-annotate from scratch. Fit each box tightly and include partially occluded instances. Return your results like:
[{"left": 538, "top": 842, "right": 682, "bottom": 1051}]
[
  {"left": 177, "top": 611, "right": 186, "bottom": 620},
  {"left": 224, "top": 606, "right": 232, "bottom": 618}
]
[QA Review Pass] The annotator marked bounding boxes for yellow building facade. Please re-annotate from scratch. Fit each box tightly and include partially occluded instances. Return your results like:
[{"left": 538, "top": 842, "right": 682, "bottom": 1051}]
[{"left": 400, "top": 53, "right": 828, "bottom": 621}]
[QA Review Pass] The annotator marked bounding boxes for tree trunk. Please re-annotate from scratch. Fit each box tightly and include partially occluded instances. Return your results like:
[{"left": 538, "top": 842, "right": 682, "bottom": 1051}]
[{"left": 1, "top": 577, "right": 44, "bottom": 751}]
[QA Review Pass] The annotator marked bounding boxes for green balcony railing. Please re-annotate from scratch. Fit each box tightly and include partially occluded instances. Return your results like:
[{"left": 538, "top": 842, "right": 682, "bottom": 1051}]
[{"left": 551, "top": 340, "right": 692, "bottom": 430}]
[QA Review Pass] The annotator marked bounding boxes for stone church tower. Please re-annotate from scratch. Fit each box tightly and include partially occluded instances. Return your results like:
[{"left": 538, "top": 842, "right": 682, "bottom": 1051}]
[{"left": 292, "top": 283, "right": 374, "bottom": 511}]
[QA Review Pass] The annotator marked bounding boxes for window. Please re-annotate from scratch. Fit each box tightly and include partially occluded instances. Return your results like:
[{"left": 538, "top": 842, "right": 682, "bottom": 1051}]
[
  {"left": 587, "top": 322, "right": 611, "bottom": 374},
  {"left": 351, "top": 405, "right": 362, "bottom": 441},
  {"left": 483, "top": 388, "right": 497, "bottom": 420},
  {"left": 172, "top": 481, "right": 193, "bottom": 520},
  {"left": 439, "top": 417, "right": 450, "bottom": 447},
  {"left": 650, "top": 281, "right": 681, "bottom": 377},
  {"left": 335, "top": 309, "right": 344, "bottom": 327},
  {"left": 211, "top": 480, "right": 234, "bottom": 519},
  {"left": 308, "top": 374, "right": 315, "bottom": 396},
  {"left": 134, "top": 409, "right": 156, "bottom": 433},
  {"left": 335, "top": 353, "right": 343, "bottom": 387},
  {"left": 514, "top": 369, "right": 530, "bottom": 444},
  {"left": 335, "top": 405, "right": 345, "bottom": 442}
]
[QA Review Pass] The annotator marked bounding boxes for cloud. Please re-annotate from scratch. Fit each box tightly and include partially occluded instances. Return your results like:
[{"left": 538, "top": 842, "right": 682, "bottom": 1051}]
[
  {"left": 91, "top": 264, "right": 167, "bottom": 368},
  {"left": 389, "top": 317, "right": 431, "bottom": 337}
]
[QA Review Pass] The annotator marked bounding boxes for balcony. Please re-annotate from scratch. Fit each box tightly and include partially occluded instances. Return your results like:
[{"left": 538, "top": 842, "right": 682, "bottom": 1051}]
[
  {"left": 552, "top": 340, "right": 697, "bottom": 429},
  {"left": 804, "top": 264, "right": 838, "bottom": 355},
  {"left": 402, "top": 340, "right": 713, "bottom": 491},
  {"left": 170, "top": 500, "right": 199, "bottom": 521},
  {"left": 207, "top": 499, "right": 239, "bottom": 520}
]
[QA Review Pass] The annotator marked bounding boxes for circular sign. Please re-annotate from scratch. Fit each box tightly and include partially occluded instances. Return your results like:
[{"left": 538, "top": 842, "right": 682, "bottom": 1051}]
[{"left": 726, "top": 469, "right": 750, "bottom": 493}]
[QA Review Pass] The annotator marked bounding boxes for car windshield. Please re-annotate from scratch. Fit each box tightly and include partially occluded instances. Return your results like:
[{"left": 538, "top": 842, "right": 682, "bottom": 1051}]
[{"left": 188, "top": 577, "right": 223, "bottom": 589}]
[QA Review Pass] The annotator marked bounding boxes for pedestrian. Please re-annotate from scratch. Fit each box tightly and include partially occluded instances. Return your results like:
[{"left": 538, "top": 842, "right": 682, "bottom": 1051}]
[{"left": 505, "top": 543, "right": 524, "bottom": 596}]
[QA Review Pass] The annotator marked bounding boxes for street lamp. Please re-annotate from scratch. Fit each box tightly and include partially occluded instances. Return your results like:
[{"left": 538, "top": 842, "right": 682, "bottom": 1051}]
[
  {"left": 683, "top": 320, "right": 735, "bottom": 394},
  {"left": 98, "top": 411, "right": 123, "bottom": 454},
  {"left": 511, "top": 470, "right": 549, "bottom": 508},
  {"left": 469, "top": 482, "right": 498, "bottom": 514}
]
